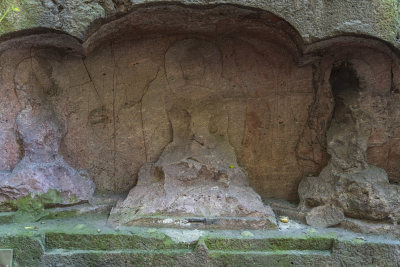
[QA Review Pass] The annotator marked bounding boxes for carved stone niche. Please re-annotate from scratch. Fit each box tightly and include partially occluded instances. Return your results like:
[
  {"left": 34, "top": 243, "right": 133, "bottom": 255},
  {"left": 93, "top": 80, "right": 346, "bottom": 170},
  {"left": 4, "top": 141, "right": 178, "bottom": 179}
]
[
  {"left": 298, "top": 44, "right": 400, "bottom": 228},
  {"left": 0, "top": 48, "right": 95, "bottom": 209},
  {"left": 1, "top": 4, "right": 399, "bottom": 230},
  {"left": 108, "top": 38, "right": 282, "bottom": 228}
]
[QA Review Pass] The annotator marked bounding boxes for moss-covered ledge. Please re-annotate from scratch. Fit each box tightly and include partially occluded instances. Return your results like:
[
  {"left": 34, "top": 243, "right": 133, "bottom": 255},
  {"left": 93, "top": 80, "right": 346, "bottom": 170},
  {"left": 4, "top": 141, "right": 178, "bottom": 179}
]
[
  {"left": 0, "top": 0, "right": 399, "bottom": 49},
  {"left": 1, "top": 215, "right": 400, "bottom": 266}
]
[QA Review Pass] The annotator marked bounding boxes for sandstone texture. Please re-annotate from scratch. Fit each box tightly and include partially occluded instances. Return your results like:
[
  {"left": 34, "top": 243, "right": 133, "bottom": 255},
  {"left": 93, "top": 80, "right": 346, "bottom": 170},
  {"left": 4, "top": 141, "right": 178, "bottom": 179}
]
[
  {"left": 298, "top": 58, "right": 400, "bottom": 226},
  {"left": 305, "top": 204, "right": 344, "bottom": 228},
  {"left": 1, "top": 2, "right": 400, "bottom": 266},
  {"left": 0, "top": 105, "right": 94, "bottom": 206},
  {"left": 0, "top": 48, "right": 95, "bottom": 208},
  {"left": 1, "top": 7, "right": 327, "bottom": 200},
  {"left": 1, "top": 0, "right": 400, "bottom": 50},
  {"left": 109, "top": 39, "right": 277, "bottom": 225},
  {"left": 3, "top": 220, "right": 400, "bottom": 267},
  {"left": 1, "top": 3, "right": 400, "bottom": 230}
]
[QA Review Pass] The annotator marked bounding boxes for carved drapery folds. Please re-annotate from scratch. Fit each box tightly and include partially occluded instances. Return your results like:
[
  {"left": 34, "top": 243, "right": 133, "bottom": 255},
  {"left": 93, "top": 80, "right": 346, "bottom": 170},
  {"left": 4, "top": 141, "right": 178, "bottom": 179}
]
[{"left": 0, "top": 4, "right": 399, "bottom": 228}]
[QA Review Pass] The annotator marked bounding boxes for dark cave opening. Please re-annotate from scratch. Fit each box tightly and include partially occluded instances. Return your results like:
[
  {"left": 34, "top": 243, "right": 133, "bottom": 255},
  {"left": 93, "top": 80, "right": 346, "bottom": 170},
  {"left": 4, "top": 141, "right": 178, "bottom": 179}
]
[{"left": 329, "top": 62, "right": 361, "bottom": 124}]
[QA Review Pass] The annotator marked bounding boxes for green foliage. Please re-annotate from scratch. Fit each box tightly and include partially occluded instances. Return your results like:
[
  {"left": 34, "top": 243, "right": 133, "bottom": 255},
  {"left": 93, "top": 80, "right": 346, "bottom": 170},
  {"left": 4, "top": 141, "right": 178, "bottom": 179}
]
[
  {"left": 0, "top": 4, "right": 20, "bottom": 24},
  {"left": 0, "top": 189, "right": 64, "bottom": 223}
]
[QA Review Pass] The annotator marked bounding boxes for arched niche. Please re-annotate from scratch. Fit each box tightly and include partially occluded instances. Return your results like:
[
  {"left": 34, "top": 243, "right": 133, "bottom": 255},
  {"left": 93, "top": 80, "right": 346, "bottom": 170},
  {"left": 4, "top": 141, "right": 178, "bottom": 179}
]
[{"left": 0, "top": 4, "right": 399, "bottom": 205}]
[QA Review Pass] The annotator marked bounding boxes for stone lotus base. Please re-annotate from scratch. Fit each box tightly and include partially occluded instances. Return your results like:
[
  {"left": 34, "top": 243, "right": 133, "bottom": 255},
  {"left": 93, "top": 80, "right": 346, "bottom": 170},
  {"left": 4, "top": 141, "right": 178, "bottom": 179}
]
[
  {"left": 0, "top": 156, "right": 94, "bottom": 207},
  {"left": 109, "top": 160, "right": 277, "bottom": 229},
  {"left": 109, "top": 139, "right": 277, "bottom": 229}
]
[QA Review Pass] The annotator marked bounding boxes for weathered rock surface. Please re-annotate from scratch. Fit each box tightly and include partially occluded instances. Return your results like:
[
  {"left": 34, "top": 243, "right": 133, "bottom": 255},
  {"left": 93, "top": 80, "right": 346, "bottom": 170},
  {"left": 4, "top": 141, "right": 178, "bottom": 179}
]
[
  {"left": 109, "top": 158, "right": 277, "bottom": 228},
  {"left": 1, "top": 1, "right": 399, "bottom": 51},
  {"left": 2, "top": 2, "right": 400, "bottom": 266},
  {"left": 305, "top": 204, "right": 344, "bottom": 228},
  {"left": 1, "top": 4, "right": 400, "bottom": 225},
  {"left": 0, "top": 50, "right": 95, "bottom": 207},
  {"left": 0, "top": 104, "right": 95, "bottom": 206},
  {"left": 300, "top": 164, "right": 400, "bottom": 222},
  {"left": 0, "top": 130, "right": 20, "bottom": 171},
  {"left": 109, "top": 39, "right": 277, "bottom": 228},
  {"left": 298, "top": 60, "right": 400, "bottom": 225},
  {"left": 0, "top": 12, "right": 324, "bottom": 199}
]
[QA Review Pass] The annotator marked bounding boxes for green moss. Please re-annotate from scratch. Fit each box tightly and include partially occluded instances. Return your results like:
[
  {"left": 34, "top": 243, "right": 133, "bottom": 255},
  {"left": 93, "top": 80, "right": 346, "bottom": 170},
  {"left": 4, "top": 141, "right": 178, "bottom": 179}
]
[
  {"left": 1, "top": 190, "right": 64, "bottom": 223},
  {"left": 42, "top": 249, "right": 196, "bottom": 267},
  {"left": 0, "top": 220, "right": 398, "bottom": 267},
  {"left": 208, "top": 252, "right": 309, "bottom": 267},
  {"left": 373, "top": 0, "right": 400, "bottom": 42},
  {"left": 0, "top": 212, "right": 14, "bottom": 224},
  {"left": 69, "top": 195, "right": 78, "bottom": 204},
  {"left": 0, "top": 0, "right": 42, "bottom": 35},
  {"left": 351, "top": 238, "right": 365, "bottom": 245},
  {"left": 45, "top": 232, "right": 193, "bottom": 251},
  {"left": 41, "top": 189, "right": 63, "bottom": 205},
  {"left": 0, "top": 200, "right": 17, "bottom": 212},
  {"left": 204, "top": 236, "right": 334, "bottom": 251},
  {"left": 0, "top": 234, "right": 44, "bottom": 267},
  {"left": 13, "top": 195, "right": 48, "bottom": 222}
]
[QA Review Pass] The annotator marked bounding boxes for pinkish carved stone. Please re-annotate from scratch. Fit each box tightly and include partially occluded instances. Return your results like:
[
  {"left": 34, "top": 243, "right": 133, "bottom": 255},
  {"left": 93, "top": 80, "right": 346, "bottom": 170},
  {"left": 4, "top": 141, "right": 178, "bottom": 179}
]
[
  {"left": 109, "top": 39, "right": 277, "bottom": 229},
  {"left": 305, "top": 204, "right": 344, "bottom": 228},
  {"left": 0, "top": 102, "right": 94, "bottom": 206},
  {"left": 298, "top": 60, "right": 400, "bottom": 225},
  {"left": 1, "top": 6, "right": 400, "bottom": 229},
  {"left": 0, "top": 130, "right": 20, "bottom": 171}
]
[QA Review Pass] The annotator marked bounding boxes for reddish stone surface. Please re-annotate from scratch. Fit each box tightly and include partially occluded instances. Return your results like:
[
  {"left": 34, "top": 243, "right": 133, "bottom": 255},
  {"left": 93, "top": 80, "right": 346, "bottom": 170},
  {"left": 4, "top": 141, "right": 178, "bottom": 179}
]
[
  {"left": 0, "top": 49, "right": 95, "bottom": 205},
  {"left": 0, "top": 6, "right": 399, "bottom": 208},
  {"left": 0, "top": 130, "right": 20, "bottom": 171},
  {"left": 298, "top": 46, "right": 400, "bottom": 224}
]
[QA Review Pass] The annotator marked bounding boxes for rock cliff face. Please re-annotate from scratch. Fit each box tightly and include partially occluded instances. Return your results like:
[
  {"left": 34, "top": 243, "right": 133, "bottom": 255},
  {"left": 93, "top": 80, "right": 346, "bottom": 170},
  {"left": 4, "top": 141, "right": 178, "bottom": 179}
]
[
  {"left": 0, "top": 3, "right": 400, "bottom": 227},
  {"left": 1, "top": 0, "right": 400, "bottom": 48},
  {"left": 1, "top": 7, "right": 324, "bottom": 201},
  {"left": 299, "top": 59, "right": 400, "bottom": 226}
]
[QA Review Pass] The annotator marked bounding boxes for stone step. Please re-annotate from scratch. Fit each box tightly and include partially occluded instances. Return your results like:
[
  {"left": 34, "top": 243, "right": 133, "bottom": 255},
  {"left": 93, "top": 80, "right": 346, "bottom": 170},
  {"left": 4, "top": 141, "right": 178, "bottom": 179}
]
[
  {"left": 204, "top": 237, "right": 333, "bottom": 266},
  {"left": 41, "top": 249, "right": 196, "bottom": 266},
  {"left": 207, "top": 250, "right": 333, "bottom": 267},
  {"left": 44, "top": 232, "right": 334, "bottom": 252},
  {"left": 208, "top": 250, "right": 331, "bottom": 256},
  {"left": 45, "top": 232, "right": 194, "bottom": 251},
  {"left": 43, "top": 249, "right": 331, "bottom": 256},
  {"left": 41, "top": 248, "right": 332, "bottom": 266},
  {"left": 44, "top": 249, "right": 193, "bottom": 255},
  {"left": 42, "top": 231, "right": 334, "bottom": 266},
  {"left": 2, "top": 227, "right": 400, "bottom": 266},
  {"left": 204, "top": 236, "right": 334, "bottom": 251}
]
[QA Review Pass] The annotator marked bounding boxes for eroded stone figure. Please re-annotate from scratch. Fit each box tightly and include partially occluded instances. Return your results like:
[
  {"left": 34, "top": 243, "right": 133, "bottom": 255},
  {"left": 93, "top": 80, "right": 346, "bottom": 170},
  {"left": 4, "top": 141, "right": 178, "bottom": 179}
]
[
  {"left": 109, "top": 39, "right": 277, "bottom": 228},
  {"left": 0, "top": 56, "right": 94, "bottom": 209},
  {"left": 298, "top": 62, "right": 400, "bottom": 227}
]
